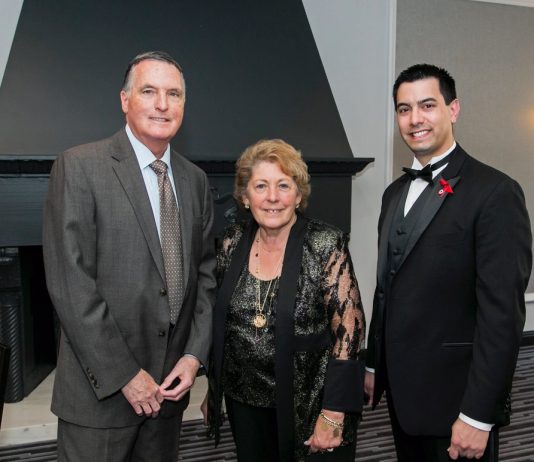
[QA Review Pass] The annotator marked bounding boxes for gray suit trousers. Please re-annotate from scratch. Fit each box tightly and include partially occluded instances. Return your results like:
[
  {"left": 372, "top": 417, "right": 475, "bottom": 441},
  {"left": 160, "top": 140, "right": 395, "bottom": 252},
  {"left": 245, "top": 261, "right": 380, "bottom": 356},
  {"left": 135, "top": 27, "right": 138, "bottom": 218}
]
[{"left": 57, "top": 411, "right": 184, "bottom": 462}]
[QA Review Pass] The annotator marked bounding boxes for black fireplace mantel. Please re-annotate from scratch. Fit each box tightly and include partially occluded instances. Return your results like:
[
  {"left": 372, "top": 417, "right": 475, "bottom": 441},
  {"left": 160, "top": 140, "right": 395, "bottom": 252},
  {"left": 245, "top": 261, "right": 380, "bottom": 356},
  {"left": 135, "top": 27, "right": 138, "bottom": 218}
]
[
  {"left": 0, "top": 155, "right": 374, "bottom": 248},
  {"left": 0, "top": 156, "right": 372, "bottom": 176}
]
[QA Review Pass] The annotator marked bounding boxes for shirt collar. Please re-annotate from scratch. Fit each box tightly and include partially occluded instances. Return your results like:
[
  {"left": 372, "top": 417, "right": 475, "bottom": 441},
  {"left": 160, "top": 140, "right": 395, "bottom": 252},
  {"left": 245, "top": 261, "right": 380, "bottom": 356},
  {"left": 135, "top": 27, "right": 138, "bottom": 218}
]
[
  {"left": 411, "top": 141, "right": 456, "bottom": 170},
  {"left": 125, "top": 124, "right": 171, "bottom": 169}
]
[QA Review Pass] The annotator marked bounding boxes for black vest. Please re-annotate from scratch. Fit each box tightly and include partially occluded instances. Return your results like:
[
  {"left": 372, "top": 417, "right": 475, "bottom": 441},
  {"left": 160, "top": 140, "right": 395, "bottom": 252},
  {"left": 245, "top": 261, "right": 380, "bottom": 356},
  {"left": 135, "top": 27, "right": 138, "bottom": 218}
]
[{"left": 386, "top": 181, "right": 434, "bottom": 281}]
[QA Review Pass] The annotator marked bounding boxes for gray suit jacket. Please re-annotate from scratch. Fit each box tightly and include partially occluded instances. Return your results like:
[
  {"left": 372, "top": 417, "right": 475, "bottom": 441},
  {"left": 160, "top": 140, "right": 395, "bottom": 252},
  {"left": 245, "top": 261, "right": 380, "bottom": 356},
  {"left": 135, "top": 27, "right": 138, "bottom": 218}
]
[{"left": 43, "top": 129, "right": 216, "bottom": 428}]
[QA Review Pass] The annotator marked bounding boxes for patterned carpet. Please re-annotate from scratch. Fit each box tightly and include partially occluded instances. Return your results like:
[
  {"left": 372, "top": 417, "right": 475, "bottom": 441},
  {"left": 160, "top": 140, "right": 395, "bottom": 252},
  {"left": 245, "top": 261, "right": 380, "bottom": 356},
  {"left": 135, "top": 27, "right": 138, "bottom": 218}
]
[{"left": 1, "top": 345, "right": 534, "bottom": 461}]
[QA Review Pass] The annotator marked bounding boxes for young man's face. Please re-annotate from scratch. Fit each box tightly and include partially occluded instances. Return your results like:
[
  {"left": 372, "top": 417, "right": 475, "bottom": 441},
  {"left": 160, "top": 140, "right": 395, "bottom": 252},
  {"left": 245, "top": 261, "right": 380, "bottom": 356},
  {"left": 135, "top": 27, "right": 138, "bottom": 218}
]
[{"left": 395, "top": 77, "right": 460, "bottom": 163}]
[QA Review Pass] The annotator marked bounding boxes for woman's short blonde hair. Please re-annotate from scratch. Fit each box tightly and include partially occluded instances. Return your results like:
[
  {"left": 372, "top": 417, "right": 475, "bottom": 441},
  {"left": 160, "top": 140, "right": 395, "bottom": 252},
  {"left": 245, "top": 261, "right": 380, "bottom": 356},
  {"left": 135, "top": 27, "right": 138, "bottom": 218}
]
[{"left": 234, "top": 139, "right": 311, "bottom": 210}]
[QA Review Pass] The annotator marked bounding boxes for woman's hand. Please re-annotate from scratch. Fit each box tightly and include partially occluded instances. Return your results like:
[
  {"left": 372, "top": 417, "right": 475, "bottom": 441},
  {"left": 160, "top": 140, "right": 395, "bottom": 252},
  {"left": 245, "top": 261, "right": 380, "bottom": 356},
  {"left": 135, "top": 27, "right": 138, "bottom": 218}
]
[
  {"left": 304, "top": 409, "right": 344, "bottom": 453},
  {"left": 200, "top": 391, "right": 208, "bottom": 426}
]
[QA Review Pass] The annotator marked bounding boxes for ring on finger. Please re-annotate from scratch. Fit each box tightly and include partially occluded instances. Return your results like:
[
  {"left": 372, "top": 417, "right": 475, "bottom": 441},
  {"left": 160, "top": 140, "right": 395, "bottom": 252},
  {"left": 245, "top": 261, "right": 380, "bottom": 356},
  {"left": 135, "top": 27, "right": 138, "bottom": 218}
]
[{"left": 327, "top": 448, "right": 334, "bottom": 452}]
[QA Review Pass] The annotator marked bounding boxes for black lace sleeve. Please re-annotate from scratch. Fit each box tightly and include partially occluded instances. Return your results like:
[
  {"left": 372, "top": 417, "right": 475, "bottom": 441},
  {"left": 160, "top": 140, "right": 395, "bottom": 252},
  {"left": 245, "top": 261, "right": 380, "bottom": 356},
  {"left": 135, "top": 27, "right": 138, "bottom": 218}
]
[
  {"left": 322, "top": 233, "right": 366, "bottom": 413},
  {"left": 324, "top": 234, "right": 365, "bottom": 360}
]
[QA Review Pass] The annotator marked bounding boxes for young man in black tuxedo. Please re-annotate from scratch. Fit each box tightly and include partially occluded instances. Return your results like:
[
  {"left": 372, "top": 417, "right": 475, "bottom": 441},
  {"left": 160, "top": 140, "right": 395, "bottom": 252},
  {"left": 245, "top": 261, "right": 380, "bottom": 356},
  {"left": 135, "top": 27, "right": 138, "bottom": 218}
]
[{"left": 365, "top": 64, "right": 532, "bottom": 461}]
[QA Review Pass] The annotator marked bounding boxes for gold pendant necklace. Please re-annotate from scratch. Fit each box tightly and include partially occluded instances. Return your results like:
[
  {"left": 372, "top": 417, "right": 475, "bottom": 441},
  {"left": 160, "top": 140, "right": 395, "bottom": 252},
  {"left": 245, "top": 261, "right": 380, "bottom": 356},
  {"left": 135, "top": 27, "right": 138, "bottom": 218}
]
[
  {"left": 253, "top": 232, "right": 284, "bottom": 330},
  {"left": 253, "top": 311, "right": 267, "bottom": 328}
]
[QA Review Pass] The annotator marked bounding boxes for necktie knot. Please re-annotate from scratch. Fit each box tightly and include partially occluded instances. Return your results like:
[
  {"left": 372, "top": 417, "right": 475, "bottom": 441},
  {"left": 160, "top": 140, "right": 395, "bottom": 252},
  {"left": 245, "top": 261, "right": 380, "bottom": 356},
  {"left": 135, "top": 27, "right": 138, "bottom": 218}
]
[{"left": 150, "top": 160, "right": 168, "bottom": 176}]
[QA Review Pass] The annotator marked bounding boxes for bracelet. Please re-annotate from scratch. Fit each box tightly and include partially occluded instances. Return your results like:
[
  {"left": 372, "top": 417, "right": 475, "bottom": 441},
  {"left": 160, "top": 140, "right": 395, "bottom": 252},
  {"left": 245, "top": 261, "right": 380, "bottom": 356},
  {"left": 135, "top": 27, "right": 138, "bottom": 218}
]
[{"left": 319, "top": 411, "right": 344, "bottom": 429}]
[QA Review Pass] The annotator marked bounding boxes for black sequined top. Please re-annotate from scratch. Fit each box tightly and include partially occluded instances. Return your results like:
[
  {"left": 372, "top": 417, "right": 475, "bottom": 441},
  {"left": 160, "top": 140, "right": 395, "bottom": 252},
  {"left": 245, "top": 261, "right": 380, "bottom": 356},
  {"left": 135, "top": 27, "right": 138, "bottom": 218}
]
[{"left": 222, "top": 266, "right": 279, "bottom": 408}]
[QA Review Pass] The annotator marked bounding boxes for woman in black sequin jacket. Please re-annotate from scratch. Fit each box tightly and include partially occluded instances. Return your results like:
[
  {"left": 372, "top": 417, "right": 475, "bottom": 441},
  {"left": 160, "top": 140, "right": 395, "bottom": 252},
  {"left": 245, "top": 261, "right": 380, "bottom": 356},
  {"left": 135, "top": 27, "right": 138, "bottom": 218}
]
[{"left": 203, "top": 139, "right": 366, "bottom": 462}]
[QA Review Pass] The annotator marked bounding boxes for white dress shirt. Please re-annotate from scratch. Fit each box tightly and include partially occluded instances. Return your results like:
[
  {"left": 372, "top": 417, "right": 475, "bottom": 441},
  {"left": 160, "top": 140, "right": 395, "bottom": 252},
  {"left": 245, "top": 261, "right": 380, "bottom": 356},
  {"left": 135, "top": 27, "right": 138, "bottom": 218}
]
[{"left": 403, "top": 142, "right": 456, "bottom": 216}]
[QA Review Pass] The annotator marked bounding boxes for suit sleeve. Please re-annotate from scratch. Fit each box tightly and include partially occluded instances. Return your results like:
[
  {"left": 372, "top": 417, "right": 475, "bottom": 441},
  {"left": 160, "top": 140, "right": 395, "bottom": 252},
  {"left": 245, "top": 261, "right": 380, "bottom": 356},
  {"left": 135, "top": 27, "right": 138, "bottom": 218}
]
[
  {"left": 43, "top": 152, "right": 140, "bottom": 400},
  {"left": 460, "top": 178, "right": 532, "bottom": 424},
  {"left": 322, "top": 233, "right": 367, "bottom": 413},
  {"left": 365, "top": 189, "right": 390, "bottom": 371},
  {"left": 365, "top": 287, "right": 380, "bottom": 370},
  {"left": 183, "top": 171, "right": 217, "bottom": 368}
]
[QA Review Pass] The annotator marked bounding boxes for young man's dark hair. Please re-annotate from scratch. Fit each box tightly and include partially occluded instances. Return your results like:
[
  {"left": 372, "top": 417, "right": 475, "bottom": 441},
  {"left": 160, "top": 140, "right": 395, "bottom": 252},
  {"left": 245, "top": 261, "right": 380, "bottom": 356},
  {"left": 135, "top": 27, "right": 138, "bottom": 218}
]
[{"left": 393, "top": 63, "right": 456, "bottom": 106}]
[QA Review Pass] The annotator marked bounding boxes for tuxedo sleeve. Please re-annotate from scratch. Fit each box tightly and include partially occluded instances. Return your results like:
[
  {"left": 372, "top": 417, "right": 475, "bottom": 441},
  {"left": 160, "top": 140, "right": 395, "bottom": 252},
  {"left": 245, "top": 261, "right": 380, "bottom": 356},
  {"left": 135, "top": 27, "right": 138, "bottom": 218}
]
[
  {"left": 365, "top": 286, "right": 381, "bottom": 370},
  {"left": 364, "top": 188, "right": 391, "bottom": 372},
  {"left": 43, "top": 152, "right": 140, "bottom": 400},
  {"left": 460, "top": 178, "right": 532, "bottom": 424},
  {"left": 321, "top": 233, "right": 366, "bottom": 412}
]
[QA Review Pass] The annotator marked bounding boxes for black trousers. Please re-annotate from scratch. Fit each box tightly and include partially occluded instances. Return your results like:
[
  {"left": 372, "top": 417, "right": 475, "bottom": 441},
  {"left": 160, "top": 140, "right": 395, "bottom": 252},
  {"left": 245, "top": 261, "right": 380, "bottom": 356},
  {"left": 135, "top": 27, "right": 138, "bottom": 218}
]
[
  {"left": 225, "top": 395, "right": 357, "bottom": 462},
  {"left": 386, "top": 390, "right": 499, "bottom": 462}
]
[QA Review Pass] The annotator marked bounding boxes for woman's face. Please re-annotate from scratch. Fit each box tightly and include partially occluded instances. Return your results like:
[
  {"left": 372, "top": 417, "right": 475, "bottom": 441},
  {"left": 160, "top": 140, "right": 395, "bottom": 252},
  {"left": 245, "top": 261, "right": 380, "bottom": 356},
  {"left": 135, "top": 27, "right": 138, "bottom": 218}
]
[{"left": 243, "top": 161, "right": 301, "bottom": 233}]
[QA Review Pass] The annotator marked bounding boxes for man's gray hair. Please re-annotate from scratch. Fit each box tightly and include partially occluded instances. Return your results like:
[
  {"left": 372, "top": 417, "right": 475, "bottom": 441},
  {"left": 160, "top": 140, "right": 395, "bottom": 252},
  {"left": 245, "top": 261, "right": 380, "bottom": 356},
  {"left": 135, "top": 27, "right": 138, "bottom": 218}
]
[{"left": 122, "top": 50, "right": 185, "bottom": 96}]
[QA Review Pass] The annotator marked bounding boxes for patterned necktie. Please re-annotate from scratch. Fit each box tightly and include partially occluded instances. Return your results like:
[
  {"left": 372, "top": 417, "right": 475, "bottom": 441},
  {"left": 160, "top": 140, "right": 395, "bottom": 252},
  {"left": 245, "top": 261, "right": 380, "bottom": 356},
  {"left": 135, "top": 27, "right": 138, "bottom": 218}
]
[{"left": 150, "top": 160, "right": 184, "bottom": 325}]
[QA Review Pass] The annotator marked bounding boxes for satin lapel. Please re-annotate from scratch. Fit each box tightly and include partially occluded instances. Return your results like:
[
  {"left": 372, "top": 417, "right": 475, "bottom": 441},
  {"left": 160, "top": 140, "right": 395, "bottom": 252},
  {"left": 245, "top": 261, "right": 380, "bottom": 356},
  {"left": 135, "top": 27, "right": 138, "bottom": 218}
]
[
  {"left": 275, "top": 214, "right": 307, "bottom": 462},
  {"left": 377, "top": 179, "right": 408, "bottom": 289},
  {"left": 395, "top": 146, "right": 466, "bottom": 271},
  {"left": 170, "top": 152, "right": 192, "bottom": 291},
  {"left": 110, "top": 131, "right": 165, "bottom": 282},
  {"left": 212, "top": 221, "right": 256, "bottom": 391}
]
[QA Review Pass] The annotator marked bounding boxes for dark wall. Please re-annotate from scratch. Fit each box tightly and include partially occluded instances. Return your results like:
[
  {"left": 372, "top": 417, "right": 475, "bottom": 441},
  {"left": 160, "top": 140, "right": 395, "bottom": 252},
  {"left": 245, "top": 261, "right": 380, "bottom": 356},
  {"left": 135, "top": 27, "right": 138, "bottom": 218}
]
[{"left": 0, "top": 0, "right": 353, "bottom": 160}]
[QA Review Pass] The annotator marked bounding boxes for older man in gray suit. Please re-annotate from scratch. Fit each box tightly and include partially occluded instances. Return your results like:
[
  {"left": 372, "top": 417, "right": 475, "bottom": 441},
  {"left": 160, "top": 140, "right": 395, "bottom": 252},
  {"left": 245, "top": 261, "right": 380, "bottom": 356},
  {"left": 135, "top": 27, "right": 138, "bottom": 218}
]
[{"left": 43, "top": 51, "right": 216, "bottom": 461}]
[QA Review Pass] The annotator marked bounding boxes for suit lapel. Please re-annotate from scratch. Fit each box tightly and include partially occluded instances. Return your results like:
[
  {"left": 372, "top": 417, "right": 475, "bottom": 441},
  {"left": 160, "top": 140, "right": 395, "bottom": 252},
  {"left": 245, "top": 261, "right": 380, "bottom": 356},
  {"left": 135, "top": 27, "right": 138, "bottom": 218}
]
[
  {"left": 395, "top": 145, "right": 466, "bottom": 272},
  {"left": 170, "top": 151, "right": 192, "bottom": 292},
  {"left": 110, "top": 130, "right": 166, "bottom": 283}
]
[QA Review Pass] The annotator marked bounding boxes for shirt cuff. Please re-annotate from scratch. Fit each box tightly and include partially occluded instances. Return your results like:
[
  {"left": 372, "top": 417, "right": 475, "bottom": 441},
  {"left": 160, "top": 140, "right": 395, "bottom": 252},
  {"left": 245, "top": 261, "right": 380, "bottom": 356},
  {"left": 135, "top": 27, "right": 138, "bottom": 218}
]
[
  {"left": 183, "top": 353, "right": 204, "bottom": 369},
  {"left": 365, "top": 367, "right": 375, "bottom": 373},
  {"left": 459, "top": 413, "right": 493, "bottom": 431}
]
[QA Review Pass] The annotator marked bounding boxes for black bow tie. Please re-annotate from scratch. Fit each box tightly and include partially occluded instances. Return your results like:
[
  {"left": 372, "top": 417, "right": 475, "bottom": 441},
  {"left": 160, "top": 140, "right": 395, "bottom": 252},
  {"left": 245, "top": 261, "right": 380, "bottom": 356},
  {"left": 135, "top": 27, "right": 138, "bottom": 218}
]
[{"left": 402, "top": 153, "right": 452, "bottom": 184}]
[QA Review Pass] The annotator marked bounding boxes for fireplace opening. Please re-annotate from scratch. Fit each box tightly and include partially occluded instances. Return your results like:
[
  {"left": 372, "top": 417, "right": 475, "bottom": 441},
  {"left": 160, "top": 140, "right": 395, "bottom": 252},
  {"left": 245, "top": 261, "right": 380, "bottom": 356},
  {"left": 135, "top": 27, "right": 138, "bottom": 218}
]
[{"left": 0, "top": 246, "right": 57, "bottom": 403}]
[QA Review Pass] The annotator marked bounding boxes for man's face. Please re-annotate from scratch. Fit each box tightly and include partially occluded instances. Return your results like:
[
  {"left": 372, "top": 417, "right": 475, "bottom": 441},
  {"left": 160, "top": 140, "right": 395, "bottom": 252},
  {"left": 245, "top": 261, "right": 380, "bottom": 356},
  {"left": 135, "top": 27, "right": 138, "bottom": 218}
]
[
  {"left": 395, "top": 77, "right": 459, "bottom": 162},
  {"left": 120, "top": 59, "right": 185, "bottom": 157}
]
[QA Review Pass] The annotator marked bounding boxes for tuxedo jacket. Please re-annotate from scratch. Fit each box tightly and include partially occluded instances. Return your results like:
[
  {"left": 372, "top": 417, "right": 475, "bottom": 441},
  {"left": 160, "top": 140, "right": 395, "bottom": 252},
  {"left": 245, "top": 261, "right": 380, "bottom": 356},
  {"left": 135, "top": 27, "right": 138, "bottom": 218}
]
[
  {"left": 43, "top": 129, "right": 217, "bottom": 428},
  {"left": 366, "top": 144, "right": 532, "bottom": 436}
]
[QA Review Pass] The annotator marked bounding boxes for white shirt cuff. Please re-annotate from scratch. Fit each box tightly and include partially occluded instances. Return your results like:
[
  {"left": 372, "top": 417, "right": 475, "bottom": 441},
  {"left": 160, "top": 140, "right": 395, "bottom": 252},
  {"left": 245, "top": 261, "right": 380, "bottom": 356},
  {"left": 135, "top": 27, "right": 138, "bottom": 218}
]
[
  {"left": 459, "top": 413, "right": 493, "bottom": 431},
  {"left": 365, "top": 367, "right": 375, "bottom": 373},
  {"left": 183, "top": 353, "right": 204, "bottom": 369}
]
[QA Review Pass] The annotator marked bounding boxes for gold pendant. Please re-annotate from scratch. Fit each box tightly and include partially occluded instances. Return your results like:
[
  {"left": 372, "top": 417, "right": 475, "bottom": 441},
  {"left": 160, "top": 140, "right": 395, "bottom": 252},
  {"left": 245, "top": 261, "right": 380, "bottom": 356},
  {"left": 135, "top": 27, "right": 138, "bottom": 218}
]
[
  {"left": 253, "top": 313, "right": 266, "bottom": 328},
  {"left": 333, "top": 427, "right": 340, "bottom": 438}
]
